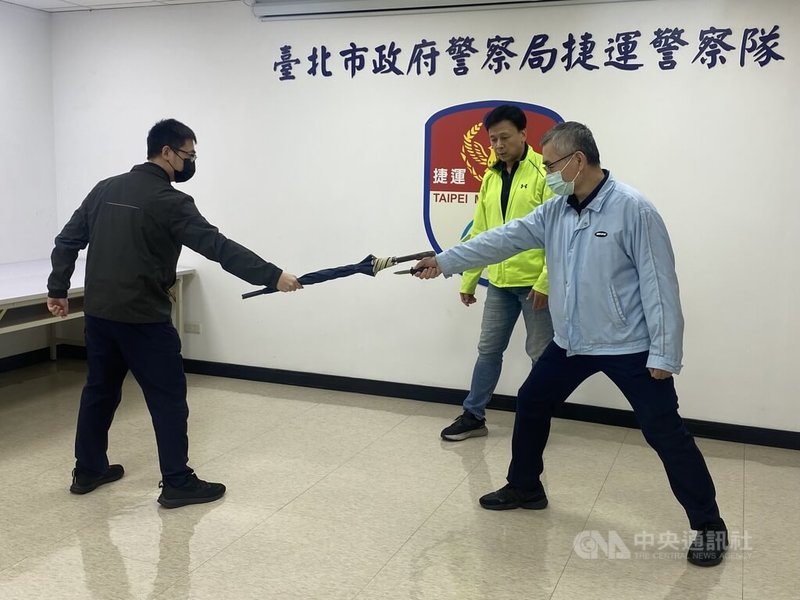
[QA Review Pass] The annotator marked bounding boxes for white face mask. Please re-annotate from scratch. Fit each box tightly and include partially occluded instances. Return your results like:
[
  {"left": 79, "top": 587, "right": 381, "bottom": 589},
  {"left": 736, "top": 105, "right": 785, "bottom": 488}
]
[{"left": 545, "top": 153, "right": 579, "bottom": 196}]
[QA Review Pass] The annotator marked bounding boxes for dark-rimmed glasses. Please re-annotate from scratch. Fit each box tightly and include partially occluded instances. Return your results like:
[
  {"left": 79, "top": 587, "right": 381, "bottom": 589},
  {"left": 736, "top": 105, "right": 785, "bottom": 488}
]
[
  {"left": 542, "top": 152, "right": 575, "bottom": 173},
  {"left": 171, "top": 147, "right": 197, "bottom": 163}
]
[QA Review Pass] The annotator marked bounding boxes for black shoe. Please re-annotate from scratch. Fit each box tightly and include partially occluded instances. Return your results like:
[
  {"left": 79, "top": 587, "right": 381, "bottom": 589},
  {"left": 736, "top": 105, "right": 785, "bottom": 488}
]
[
  {"left": 479, "top": 483, "right": 548, "bottom": 510},
  {"left": 441, "top": 411, "right": 488, "bottom": 441},
  {"left": 157, "top": 474, "right": 226, "bottom": 509},
  {"left": 687, "top": 521, "right": 728, "bottom": 567},
  {"left": 70, "top": 464, "right": 125, "bottom": 494}
]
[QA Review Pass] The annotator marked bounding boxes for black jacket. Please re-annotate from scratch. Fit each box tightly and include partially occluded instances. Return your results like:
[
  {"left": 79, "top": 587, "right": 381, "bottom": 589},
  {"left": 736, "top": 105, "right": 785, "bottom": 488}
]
[{"left": 48, "top": 162, "right": 282, "bottom": 323}]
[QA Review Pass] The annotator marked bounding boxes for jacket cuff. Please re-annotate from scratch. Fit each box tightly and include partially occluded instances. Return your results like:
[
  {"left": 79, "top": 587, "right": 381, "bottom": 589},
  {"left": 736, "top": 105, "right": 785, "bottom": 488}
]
[
  {"left": 435, "top": 252, "right": 457, "bottom": 278},
  {"left": 266, "top": 267, "right": 283, "bottom": 289},
  {"left": 48, "top": 289, "right": 68, "bottom": 299},
  {"left": 646, "top": 354, "right": 682, "bottom": 375}
]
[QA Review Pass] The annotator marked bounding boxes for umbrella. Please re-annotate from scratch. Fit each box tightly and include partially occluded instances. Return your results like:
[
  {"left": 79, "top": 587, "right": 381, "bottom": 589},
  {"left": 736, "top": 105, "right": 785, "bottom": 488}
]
[{"left": 242, "top": 251, "right": 435, "bottom": 299}]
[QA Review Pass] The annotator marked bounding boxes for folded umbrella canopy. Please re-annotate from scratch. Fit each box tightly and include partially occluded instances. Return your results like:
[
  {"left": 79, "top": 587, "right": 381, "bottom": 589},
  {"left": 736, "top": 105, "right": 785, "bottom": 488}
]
[{"left": 242, "top": 251, "right": 435, "bottom": 299}]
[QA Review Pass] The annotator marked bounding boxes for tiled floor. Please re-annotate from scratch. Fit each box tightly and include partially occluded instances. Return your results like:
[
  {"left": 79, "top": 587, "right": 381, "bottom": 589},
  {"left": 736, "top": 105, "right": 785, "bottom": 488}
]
[{"left": 0, "top": 360, "right": 797, "bottom": 599}]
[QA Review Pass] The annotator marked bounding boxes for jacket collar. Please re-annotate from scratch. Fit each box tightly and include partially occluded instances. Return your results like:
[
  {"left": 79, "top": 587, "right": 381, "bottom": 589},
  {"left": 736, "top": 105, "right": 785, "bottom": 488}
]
[
  {"left": 584, "top": 170, "right": 614, "bottom": 212},
  {"left": 132, "top": 161, "right": 172, "bottom": 182},
  {"left": 491, "top": 143, "right": 531, "bottom": 173},
  {"left": 562, "top": 170, "right": 615, "bottom": 214}
]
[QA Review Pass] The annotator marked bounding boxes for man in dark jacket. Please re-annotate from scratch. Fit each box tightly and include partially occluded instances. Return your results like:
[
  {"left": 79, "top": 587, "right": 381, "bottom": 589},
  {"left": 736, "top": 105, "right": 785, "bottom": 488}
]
[{"left": 47, "top": 118, "right": 302, "bottom": 508}]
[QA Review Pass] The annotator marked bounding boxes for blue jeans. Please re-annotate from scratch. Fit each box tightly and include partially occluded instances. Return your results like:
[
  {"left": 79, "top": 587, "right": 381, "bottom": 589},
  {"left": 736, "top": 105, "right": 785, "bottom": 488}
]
[{"left": 463, "top": 283, "right": 554, "bottom": 420}]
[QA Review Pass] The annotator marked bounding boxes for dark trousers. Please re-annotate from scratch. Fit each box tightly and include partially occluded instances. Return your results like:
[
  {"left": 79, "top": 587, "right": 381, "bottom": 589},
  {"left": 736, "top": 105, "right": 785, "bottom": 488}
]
[
  {"left": 75, "top": 315, "right": 192, "bottom": 485},
  {"left": 508, "top": 341, "right": 721, "bottom": 530}
]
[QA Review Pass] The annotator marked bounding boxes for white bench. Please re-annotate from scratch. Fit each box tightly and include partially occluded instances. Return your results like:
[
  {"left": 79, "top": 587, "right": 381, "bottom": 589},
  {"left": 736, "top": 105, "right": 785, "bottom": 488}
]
[{"left": 0, "top": 258, "right": 194, "bottom": 359}]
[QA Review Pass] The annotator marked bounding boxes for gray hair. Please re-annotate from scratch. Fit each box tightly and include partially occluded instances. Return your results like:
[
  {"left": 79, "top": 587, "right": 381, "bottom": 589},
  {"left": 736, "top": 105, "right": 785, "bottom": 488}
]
[{"left": 541, "top": 122, "right": 601, "bottom": 166}]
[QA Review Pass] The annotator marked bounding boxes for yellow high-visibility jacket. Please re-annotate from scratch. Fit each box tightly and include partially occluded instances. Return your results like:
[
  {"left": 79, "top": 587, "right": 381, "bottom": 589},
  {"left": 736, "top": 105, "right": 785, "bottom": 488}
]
[{"left": 460, "top": 146, "right": 553, "bottom": 295}]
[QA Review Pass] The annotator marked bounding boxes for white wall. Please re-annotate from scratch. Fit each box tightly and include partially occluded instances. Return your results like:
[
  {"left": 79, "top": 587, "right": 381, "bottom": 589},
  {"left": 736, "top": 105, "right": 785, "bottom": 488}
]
[
  {"left": 0, "top": 2, "right": 56, "bottom": 261},
  {"left": 0, "top": 2, "right": 55, "bottom": 358},
  {"left": 39, "top": 0, "right": 800, "bottom": 431}
]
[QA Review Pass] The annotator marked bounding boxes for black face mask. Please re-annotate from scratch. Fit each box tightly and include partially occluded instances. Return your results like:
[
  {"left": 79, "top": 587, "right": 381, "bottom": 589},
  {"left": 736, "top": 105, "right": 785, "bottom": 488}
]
[{"left": 174, "top": 157, "right": 196, "bottom": 183}]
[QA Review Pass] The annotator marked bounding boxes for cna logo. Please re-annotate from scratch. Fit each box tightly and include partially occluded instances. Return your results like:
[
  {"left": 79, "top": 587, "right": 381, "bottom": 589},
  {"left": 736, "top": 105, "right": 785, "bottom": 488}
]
[
  {"left": 573, "top": 530, "right": 632, "bottom": 560},
  {"left": 423, "top": 100, "right": 562, "bottom": 285}
]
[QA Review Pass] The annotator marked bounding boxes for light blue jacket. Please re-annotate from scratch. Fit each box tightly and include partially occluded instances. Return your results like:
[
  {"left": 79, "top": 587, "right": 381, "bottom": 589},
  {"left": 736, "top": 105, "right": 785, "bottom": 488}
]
[{"left": 436, "top": 173, "right": 684, "bottom": 373}]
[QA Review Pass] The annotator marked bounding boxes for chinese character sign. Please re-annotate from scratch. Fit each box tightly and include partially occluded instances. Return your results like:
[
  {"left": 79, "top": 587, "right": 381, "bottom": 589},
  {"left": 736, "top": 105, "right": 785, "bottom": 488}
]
[{"left": 273, "top": 25, "right": 785, "bottom": 81}]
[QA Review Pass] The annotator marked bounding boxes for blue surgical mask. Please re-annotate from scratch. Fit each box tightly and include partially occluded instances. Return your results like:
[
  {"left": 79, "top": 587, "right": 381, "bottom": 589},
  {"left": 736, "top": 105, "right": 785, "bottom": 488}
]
[{"left": 545, "top": 154, "right": 579, "bottom": 196}]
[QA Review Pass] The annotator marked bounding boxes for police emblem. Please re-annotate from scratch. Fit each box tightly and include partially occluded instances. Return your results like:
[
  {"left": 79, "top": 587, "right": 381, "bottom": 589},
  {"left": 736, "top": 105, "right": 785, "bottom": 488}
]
[{"left": 423, "top": 101, "right": 563, "bottom": 285}]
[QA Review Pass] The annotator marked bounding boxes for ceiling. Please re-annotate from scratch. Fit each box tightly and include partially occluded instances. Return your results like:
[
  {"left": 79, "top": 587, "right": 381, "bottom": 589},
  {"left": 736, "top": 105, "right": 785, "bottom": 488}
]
[
  {"left": 3, "top": 0, "right": 234, "bottom": 12},
  {"left": 0, "top": 0, "right": 630, "bottom": 16},
  {"left": 4, "top": 0, "right": 626, "bottom": 14}
]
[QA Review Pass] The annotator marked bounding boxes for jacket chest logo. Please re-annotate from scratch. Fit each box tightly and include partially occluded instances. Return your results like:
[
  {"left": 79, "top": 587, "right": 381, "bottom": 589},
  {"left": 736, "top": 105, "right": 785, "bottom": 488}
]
[{"left": 594, "top": 231, "right": 608, "bottom": 237}]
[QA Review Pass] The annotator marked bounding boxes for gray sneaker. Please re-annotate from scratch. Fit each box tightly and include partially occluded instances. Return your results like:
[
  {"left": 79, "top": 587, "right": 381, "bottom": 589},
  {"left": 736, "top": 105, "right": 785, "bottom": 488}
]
[{"left": 441, "top": 411, "right": 488, "bottom": 441}]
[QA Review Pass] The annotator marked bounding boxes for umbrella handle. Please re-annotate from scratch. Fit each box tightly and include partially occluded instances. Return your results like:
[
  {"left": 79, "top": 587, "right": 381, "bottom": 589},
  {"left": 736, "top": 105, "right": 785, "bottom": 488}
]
[
  {"left": 242, "top": 287, "right": 273, "bottom": 299},
  {"left": 392, "top": 250, "right": 435, "bottom": 264},
  {"left": 394, "top": 267, "right": 424, "bottom": 275}
]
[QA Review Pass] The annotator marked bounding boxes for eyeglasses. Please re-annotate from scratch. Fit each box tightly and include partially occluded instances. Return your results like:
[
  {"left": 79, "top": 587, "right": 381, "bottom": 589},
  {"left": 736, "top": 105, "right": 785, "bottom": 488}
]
[
  {"left": 542, "top": 152, "right": 575, "bottom": 173},
  {"left": 171, "top": 147, "right": 197, "bottom": 163}
]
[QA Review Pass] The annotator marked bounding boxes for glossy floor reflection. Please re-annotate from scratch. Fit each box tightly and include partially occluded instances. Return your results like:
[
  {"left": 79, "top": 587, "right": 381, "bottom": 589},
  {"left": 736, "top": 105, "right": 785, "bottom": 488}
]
[{"left": 0, "top": 360, "right": 797, "bottom": 599}]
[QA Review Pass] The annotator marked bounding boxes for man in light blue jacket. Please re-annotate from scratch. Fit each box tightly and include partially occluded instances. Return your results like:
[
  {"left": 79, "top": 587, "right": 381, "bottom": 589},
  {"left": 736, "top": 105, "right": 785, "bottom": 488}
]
[{"left": 413, "top": 122, "right": 728, "bottom": 568}]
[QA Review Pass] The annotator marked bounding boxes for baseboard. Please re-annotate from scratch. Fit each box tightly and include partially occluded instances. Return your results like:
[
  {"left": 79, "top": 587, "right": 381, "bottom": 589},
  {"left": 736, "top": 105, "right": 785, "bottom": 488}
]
[
  {"left": 57, "top": 344, "right": 87, "bottom": 360},
  {"left": 3, "top": 347, "right": 797, "bottom": 450},
  {"left": 182, "top": 358, "right": 800, "bottom": 451},
  {"left": 0, "top": 348, "right": 51, "bottom": 373}
]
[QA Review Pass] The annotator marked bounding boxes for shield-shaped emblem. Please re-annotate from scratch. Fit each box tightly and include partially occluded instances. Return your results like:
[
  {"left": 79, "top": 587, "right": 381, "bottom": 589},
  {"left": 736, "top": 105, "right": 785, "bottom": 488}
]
[{"left": 423, "top": 100, "right": 563, "bottom": 285}]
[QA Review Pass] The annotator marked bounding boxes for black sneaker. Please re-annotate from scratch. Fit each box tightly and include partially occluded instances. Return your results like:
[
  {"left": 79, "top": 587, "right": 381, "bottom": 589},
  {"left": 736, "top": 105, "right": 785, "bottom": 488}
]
[
  {"left": 479, "top": 483, "right": 548, "bottom": 510},
  {"left": 157, "top": 474, "right": 226, "bottom": 509},
  {"left": 441, "top": 411, "right": 488, "bottom": 441},
  {"left": 687, "top": 521, "right": 728, "bottom": 567},
  {"left": 70, "top": 464, "right": 125, "bottom": 494}
]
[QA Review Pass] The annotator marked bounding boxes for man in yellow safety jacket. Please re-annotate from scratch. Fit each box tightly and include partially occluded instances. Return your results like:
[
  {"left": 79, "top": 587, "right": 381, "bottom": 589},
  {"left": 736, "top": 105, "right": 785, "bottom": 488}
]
[{"left": 441, "top": 104, "right": 554, "bottom": 441}]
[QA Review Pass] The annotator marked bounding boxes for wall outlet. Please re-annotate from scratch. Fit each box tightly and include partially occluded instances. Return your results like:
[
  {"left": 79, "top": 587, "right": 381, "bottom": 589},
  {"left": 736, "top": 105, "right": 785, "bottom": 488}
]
[{"left": 184, "top": 322, "right": 201, "bottom": 334}]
